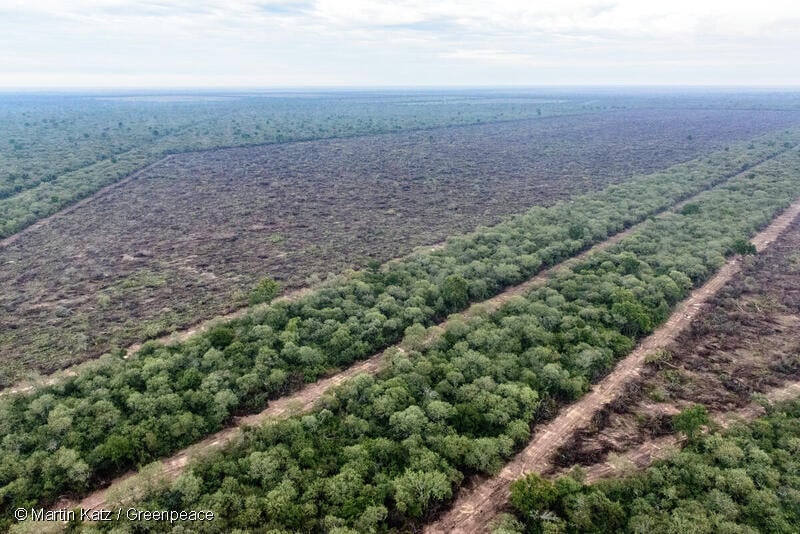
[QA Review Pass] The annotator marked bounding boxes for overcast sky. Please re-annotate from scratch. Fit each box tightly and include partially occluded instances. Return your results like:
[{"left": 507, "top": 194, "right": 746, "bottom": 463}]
[{"left": 1, "top": 0, "right": 799, "bottom": 88}]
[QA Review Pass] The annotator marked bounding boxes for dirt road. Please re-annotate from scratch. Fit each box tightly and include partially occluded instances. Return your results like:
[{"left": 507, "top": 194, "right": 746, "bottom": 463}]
[{"left": 425, "top": 198, "right": 800, "bottom": 534}]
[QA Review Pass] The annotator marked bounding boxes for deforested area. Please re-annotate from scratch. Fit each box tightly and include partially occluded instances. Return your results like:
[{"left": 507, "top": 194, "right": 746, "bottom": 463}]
[
  {"left": 7, "top": 137, "right": 798, "bottom": 532},
  {"left": 551, "top": 216, "right": 800, "bottom": 477},
  {"left": 502, "top": 398, "right": 800, "bottom": 534},
  {"left": 3, "top": 105, "right": 799, "bottom": 385},
  {"left": 0, "top": 91, "right": 572, "bottom": 239},
  {"left": 5, "top": 2, "right": 800, "bottom": 532}
]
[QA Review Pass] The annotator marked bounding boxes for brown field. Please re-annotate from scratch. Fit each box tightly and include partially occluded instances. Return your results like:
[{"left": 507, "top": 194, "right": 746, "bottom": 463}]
[
  {"left": 551, "top": 217, "right": 800, "bottom": 474},
  {"left": 2, "top": 108, "right": 799, "bottom": 384}
]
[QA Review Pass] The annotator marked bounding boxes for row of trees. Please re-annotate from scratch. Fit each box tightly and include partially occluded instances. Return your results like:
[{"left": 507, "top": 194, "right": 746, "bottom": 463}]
[
  {"left": 0, "top": 134, "right": 796, "bottom": 525},
  {"left": 70, "top": 148, "right": 800, "bottom": 532},
  {"left": 505, "top": 399, "right": 800, "bottom": 533}
]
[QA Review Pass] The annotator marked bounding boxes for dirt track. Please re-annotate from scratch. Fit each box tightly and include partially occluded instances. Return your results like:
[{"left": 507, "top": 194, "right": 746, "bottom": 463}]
[{"left": 424, "top": 198, "right": 800, "bottom": 534}]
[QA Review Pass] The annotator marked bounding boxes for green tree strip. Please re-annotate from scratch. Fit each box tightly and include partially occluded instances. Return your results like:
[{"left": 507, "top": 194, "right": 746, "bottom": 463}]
[
  {"left": 98, "top": 147, "right": 800, "bottom": 532},
  {"left": 0, "top": 132, "right": 797, "bottom": 521},
  {"left": 506, "top": 398, "right": 800, "bottom": 533}
]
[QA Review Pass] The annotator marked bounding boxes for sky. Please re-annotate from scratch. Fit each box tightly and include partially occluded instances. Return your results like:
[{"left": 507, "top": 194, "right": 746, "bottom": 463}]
[{"left": 1, "top": 0, "right": 799, "bottom": 88}]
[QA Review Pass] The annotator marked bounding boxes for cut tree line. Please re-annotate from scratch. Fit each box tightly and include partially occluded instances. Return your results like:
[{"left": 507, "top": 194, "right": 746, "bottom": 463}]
[{"left": 504, "top": 396, "right": 800, "bottom": 533}]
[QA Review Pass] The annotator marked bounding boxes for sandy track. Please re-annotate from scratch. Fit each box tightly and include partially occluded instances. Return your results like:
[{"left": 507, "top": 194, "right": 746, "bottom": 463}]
[{"left": 425, "top": 198, "right": 800, "bottom": 534}]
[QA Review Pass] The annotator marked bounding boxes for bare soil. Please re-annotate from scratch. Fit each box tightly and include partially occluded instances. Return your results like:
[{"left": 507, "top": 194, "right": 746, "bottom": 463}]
[
  {"left": 2, "top": 109, "right": 796, "bottom": 384},
  {"left": 551, "top": 217, "right": 800, "bottom": 477},
  {"left": 577, "top": 381, "right": 800, "bottom": 485}
]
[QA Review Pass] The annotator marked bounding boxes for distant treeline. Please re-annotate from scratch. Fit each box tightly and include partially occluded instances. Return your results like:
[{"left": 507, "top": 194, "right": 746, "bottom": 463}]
[{"left": 0, "top": 94, "right": 566, "bottom": 238}]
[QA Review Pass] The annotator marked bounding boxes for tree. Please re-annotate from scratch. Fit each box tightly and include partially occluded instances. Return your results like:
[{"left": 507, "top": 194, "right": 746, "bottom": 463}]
[
  {"left": 510, "top": 473, "right": 558, "bottom": 516},
  {"left": 249, "top": 277, "right": 280, "bottom": 305},
  {"left": 442, "top": 274, "right": 469, "bottom": 311},
  {"left": 680, "top": 203, "right": 701, "bottom": 215},
  {"left": 208, "top": 325, "right": 234, "bottom": 349},
  {"left": 673, "top": 404, "right": 709, "bottom": 442},
  {"left": 393, "top": 469, "right": 452, "bottom": 518},
  {"left": 731, "top": 238, "right": 757, "bottom": 256}
]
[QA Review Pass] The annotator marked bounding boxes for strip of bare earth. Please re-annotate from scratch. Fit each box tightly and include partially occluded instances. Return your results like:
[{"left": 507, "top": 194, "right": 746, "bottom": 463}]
[
  {"left": 43, "top": 176, "right": 766, "bottom": 518},
  {"left": 423, "top": 198, "right": 800, "bottom": 534}
]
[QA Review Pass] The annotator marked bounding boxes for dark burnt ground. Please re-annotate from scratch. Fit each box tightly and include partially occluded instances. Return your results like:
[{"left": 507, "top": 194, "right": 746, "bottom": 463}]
[
  {"left": 552, "top": 217, "right": 800, "bottom": 471},
  {"left": 2, "top": 108, "right": 800, "bottom": 383}
]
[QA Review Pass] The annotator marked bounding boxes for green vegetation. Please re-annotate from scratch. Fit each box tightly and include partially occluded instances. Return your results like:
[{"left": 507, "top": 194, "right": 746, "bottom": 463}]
[
  {"left": 679, "top": 202, "right": 701, "bottom": 215},
  {"left": 249, "top": 278, "right": 280, "bottom": 306},
  {"left": 0, "top": 132, "right": 798, "bottom": 527},
  {"left": 732, "top": 237, "right": 758, "bottom": 256},
  {"left": 673, "top": 404, "right": 710, "bottom": 442},
  {"left": 0, "top": 93, "right": 573, "bottom": 238},
  {"left": 506, "top": 398, "right": 800, "bottom": 533},
  {"left": 49, "top": 146, "right": 800, "bottom": 532}
]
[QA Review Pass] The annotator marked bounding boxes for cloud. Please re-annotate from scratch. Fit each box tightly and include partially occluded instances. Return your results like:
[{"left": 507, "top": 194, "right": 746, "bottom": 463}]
[{"left": 1, "top": 0, "right": 799, "bottom": 86}]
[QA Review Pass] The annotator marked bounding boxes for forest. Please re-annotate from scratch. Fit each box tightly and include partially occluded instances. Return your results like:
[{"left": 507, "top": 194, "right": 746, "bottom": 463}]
[
  {"left": 504, "top": 398, "right": 800, "bottom": 533},
  {"left": 3, "top": 136, "right": 798, "bottom": 531}
]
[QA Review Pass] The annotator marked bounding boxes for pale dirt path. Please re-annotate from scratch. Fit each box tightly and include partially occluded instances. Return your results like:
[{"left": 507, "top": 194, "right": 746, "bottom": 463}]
[
  {"left": 425, "top": 198, "right": 800, "bottom": 534},
  {"left": 577, "top": 381, "right": 800, "bottom": 484}
]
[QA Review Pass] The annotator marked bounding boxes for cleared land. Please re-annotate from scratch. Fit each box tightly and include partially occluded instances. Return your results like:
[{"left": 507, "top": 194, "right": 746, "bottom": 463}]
[
  {"left": 3, "top": 108, "right": 799, "bottom": 384},
  {"left": 425, "top": 198, "right": 800, "bottom": 534},
  {"left": 0, "top": 91, "right": 571, "bottom": 238},
  {"left": 552, "top": 217, "right": 800, "bottom": 478}
]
